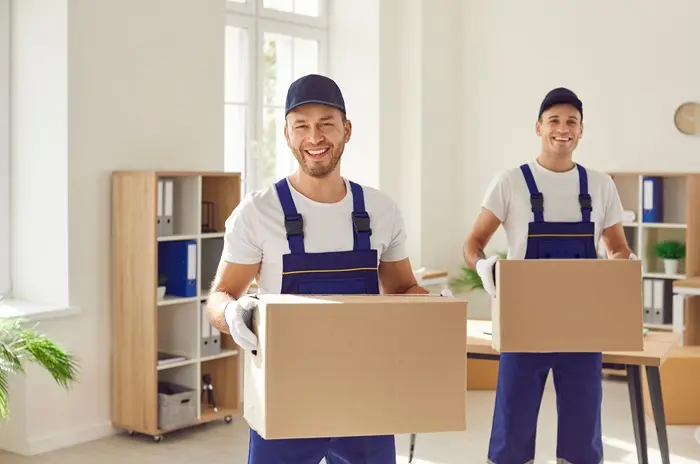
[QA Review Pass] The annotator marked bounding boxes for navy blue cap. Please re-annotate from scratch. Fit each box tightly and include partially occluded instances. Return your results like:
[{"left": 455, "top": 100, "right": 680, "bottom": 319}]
[
  {"left": 285, "top": 74, "right": 346, "bottom": 116},
  {"left": 538, "top": 87, "right": 583, "bottom": 120}
]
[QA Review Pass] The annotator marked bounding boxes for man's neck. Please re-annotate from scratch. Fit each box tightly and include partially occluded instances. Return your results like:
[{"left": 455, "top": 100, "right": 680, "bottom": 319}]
[
  {"left": 536, "top": 152, "right": 575, "bottom": 173},
  {"left": 289, "top": 170, "right": 346, "bottom": 203}
]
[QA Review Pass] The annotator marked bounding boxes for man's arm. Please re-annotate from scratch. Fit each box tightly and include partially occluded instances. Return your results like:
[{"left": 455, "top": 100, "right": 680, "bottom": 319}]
[
  {"left": 205, "top": 193, "right": 262, "bottom": 334},
  {"left": 463, "top": 207, "right": 502, "bottom": 269},
  {"left": 206, "top": 260, "right": 260, "bottom": 335},
  {"left": 378, "top": 258, "right": 429, "bottom": 294},
  {"left": 600, "top": 223, "right": 634, "bottom": 259}
]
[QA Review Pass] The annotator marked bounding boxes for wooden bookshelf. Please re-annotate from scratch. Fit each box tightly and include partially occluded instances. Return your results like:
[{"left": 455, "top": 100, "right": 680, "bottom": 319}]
[
  {"left": 605, "top": 172, "right": 700, "bottom": 333},
  {"left": 605, "top": 172, "right": 700, "bottom": 424},
  {"left": 110, "top": 170, "right": 243, "bottom": 442}
]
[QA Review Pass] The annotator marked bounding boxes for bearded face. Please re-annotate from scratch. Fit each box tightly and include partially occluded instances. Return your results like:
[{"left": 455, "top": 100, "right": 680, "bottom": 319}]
[{"left": 284, "top": 104, "right": 352, "bottom": 179}]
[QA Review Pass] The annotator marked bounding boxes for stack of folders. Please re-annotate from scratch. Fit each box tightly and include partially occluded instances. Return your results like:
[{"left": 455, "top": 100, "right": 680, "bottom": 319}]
[
  {"left": 157, "top": 178, "right": 174, "bottom": 236},
  {"left": 200, "top": 302, "right": 221, "bottom": 356},
  {"left": 643, "top": 278, "right": 672, "bottom": 325}
]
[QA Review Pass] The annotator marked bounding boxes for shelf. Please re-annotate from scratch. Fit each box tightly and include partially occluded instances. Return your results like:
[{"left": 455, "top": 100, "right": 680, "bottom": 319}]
[
  {"left": 157, "top": 363, "right": 199, "bottom": 433},
  {"left": 200, "top": 347, "right": 238, "bottom": 362},
  {"left": 200, "top": 407, "right": 239, "bottom": 424},
  {"left": 111, "top": 170, "right": 243, "bottom": 438},
  {"left": 157, "top": 176, "right": 201, "bottom": 237},
  {"left": 200, "top": 352, "right": 241, "bottom": 419},
  {"left": 158, "top": 295, "right": 199, "bottom": 306},
  {"left": 201, "top": 175, "right": 241, "bottom": 234}
]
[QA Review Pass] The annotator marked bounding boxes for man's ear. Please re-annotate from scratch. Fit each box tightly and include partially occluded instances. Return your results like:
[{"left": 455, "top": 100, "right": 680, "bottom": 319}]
[
  {"left": 344, "top": 119, "right": 352, "bottom": 143},
  {"left": 284, "top": 122, "right": 291, "bottom": 148},
  {"left": 535, "top": 120, "right": 542, "bottom": 136},
  {"left": 579, "top": 122, "right": 584, "bottom": 139}
]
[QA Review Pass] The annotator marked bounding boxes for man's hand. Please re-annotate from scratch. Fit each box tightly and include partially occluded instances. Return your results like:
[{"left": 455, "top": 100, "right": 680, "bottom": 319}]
[
  {"left": 610, "top": 251, "right": 638, "bottom": 260},
  {"left": 476, "top": 255, "right": 499, "bottom": 297},
  {"left": 440, "top": 288, "right": 453, "bottom": 297},
  {"left": 223, "top": 296, "right": 259, "bottom": 352}
]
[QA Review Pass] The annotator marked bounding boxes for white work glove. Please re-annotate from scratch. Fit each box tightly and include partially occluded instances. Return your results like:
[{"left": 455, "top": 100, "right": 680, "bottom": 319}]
[
  {"left": 224, "top": 296, "right": 259, "bottom": 352},
  {"left": 629, "top": 253, "right": 638, "bottom": 260},
  {"left": 475, "top": 255, "right": 499, "bottom": 298}
]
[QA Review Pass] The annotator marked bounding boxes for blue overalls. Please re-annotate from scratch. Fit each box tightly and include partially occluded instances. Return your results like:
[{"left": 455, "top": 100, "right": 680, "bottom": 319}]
[
  {"left": 487, "top": 164, "right": 604, "bottom": 464},
  {"left": 247, "top": 178, "right": 397, "bottom": 464}
]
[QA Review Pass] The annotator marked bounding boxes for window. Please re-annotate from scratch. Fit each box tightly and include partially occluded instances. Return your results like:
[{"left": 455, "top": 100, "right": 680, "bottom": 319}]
[
  {"left": 225, "top": 0, "right": 328, "bottom": 194},
  {"left": 0, "top": 0, "right": 10, "bottom": 296}
]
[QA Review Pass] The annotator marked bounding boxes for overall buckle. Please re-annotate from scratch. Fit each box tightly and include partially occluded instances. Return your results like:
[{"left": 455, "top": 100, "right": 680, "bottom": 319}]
[
  {"left": 579, "top": 193, "right": 592, "bottom": 211},
  {"left": 284, "top": 214, "right": 304, "bottom": 237},
  {"left": 530, "top": 192, "right": 544, "bottom": 212},
  {"left": 352, "top": 212, "right": 372, "bottom": 235}
]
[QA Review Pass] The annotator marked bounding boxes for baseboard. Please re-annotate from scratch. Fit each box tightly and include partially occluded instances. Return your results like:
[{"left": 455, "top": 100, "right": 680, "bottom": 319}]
[{"left": 21, "top": 421, "right": 116, "bottom": 456}]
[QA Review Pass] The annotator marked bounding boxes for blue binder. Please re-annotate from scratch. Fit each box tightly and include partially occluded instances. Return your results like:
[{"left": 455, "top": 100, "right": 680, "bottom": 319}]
[
  {"left": 158, "top": 240, "right": 197, "bottom": 297},
  {"left": 642, "top": 176, "right": 663, "bottom": 223}
]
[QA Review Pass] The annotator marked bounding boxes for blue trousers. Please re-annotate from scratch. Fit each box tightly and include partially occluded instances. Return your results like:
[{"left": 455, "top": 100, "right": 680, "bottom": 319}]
[
  {"left": 488, "top": 352, "right": 603, "bottom": 464},
  {"left": 248, "top": 429, "right": 396, "bottom": 464}
]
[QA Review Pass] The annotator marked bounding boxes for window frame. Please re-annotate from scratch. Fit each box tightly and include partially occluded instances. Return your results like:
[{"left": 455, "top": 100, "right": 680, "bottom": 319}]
[
  {"left": 225, "top": 0, "right": 329, "bottom": 194},
  {"left": 0, "top": 0, "right": 10, "bottom": 297}
]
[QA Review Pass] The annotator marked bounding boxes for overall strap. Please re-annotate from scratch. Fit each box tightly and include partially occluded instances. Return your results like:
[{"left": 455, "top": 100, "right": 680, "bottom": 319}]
[
  {"left": 349, "top": 181, "right": 372, "bottom": 251},
  {"left": 576, "top": 164, "right": 592, "bottom": 223},
  {"left": 274, "top": 178, "right": 305, "bottom": 254},
  {"left": 519, "top": 164, "right": 544, "bottom": 222}
]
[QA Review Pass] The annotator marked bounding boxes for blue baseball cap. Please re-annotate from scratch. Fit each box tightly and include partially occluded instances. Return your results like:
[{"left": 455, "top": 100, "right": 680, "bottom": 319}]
[
  {"left": 538, "top": 87, "right": 583, "bottom": 120},
  {"left": 285, "top": 74, "right": 346, "bottom": 116}
]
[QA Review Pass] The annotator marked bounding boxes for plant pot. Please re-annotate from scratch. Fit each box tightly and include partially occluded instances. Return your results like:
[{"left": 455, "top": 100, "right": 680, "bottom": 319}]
[
  {"left": 157, "top": 286, "right": 166, "bottom": 300},
  {"left": 663, "top": 259, "right": 679, "bottom": 275}
]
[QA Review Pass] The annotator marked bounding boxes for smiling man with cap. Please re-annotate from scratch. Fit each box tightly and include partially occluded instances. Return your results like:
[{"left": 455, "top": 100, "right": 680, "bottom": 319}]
[
  {"left": 206, "top": 73, "right": 431, "bottom": 463},
  {"left": 462, "top": 87, "right": 635, "bottom": 463}
]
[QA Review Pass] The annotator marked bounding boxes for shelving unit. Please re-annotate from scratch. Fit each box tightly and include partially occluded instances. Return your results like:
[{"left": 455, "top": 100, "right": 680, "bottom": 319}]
[
  {"left": 110, "top": 170, "right": 243, "bottom": 441},
  {"left": 603, "top": 173, "right": 700, "bottom": 422},
  {"left": 604, "top": 172, "right": 700, "bottom": 333}
]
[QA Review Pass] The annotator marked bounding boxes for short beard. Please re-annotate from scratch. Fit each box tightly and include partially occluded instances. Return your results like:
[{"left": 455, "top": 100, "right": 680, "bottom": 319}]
[{"left": 293, "top": 144, "right": 344, "bottom": 178}]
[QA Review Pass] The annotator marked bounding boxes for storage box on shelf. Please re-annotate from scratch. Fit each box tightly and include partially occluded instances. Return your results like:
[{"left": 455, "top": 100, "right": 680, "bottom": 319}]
[
  {"left": 606, "top": 172, "right": 700, "bottom": 424},
  {"left": 111, "top": 170, "right": 243, "bottom": 442}
]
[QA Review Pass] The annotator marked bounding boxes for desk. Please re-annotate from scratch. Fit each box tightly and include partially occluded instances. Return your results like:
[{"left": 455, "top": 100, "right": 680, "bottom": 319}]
[{"left": 408, "top": 320, "right": 681, "bottom": 464}]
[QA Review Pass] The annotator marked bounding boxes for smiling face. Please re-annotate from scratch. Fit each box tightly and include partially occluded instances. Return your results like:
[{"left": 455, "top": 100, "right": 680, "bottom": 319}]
[
  {"left": 284, "top": 103, "right": 352, "bottom": 179},
  {"left": 536, "top": 103, "right": 583, "bottom": 157}
]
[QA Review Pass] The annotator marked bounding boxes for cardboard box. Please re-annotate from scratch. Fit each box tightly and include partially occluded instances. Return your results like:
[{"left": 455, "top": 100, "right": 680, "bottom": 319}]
[
  {"left": 492, "top": 259, "right": 644, "bottom": 353},
  {"left": 243, "top": 294, "right": 467, "bottom": 439}
]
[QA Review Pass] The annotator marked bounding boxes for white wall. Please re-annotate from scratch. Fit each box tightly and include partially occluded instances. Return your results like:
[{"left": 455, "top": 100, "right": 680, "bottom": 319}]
[
  {"left": 1, "top": 0, "right": 225, "bottom": 455},
  {"left": 329, "top": 0, "right": 462, "bottom": 275}
]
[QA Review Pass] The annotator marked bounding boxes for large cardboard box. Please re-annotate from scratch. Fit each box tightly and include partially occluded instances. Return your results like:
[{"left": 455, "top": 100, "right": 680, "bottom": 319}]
[
  {"left": 492, "top": 259, "right": 643, "bottom": 352},
  {"left": 243, "top": 294, "right": 467, "bottom": 439}
]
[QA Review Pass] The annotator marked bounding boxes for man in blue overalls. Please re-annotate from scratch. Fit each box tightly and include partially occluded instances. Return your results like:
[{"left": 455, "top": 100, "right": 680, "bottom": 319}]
[
  {"left": 206, "top": 74, "right": 433, "bottom": 464},
  {"left": 463, "top": 87, "right": 636, "bottom": 463}
]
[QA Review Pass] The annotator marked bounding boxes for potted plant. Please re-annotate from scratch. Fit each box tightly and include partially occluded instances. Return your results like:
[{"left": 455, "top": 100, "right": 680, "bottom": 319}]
[
  {"left": 158, "top": 274, "right": 168, "bottom": 300},
  {"left": 450, "top": 251, "right": 507, "bottom": 292},
  {"left": 0, "top": 304, "right": 79, "bottom": 419},
  {"left": 653, "top": 240, "right": 685, "bottom": 275}
]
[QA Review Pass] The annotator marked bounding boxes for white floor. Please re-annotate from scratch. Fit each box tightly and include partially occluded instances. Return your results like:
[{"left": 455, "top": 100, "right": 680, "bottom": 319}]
[{"left": 2, "top": 377, "right": 700, "bottom": 463}]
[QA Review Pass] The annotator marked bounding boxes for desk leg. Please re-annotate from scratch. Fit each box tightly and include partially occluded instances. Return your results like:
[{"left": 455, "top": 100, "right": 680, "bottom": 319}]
[
  {"left": 646, "top": 366, "right": 670, "bottom": 464},
  {"left": 627, "top": 365, "right": 649, "bottom": 464},
  {"left": 408, "top": 433, "right": 416, "bottom": 463}
]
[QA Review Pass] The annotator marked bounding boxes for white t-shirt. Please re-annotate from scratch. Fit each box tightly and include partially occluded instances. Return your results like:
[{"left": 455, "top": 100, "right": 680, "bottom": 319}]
[
  {"left": 222, "top": 177, "right": 408, "bottom": 294},
  {"left": 482, "top": 160, "right": 624, "bottom": 260}
]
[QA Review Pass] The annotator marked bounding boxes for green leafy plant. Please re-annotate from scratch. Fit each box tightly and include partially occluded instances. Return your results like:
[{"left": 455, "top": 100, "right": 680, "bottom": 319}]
[
  {"left": 0, "top": 299, "right": 79, "bottom": 420},
  {"left": 450, "top": 251, "right": 507, "bottom": 292},
  {"left": 653, "top": 240, "right": 685, "bottom": 260}
]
